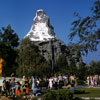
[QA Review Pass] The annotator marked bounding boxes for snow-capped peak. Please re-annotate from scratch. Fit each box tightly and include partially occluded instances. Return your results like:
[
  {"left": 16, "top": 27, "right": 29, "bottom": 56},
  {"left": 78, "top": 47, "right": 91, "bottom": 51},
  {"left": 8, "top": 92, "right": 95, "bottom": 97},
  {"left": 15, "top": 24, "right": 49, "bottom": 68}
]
[{"left": 25, "top": 9, "right": 55, "bottom": 41}]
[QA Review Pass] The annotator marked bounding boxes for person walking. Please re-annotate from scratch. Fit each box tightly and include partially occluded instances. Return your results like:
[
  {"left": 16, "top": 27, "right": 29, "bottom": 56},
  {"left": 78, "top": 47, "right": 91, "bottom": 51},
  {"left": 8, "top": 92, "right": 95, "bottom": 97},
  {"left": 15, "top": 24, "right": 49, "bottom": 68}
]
[
  {"left": 10, "top": 78, "right": 16, "bottom": 97},
  {"left": 32, "top": 76, "right": 36, "bottom": 91},
  {"left": 1, "top": 80, "right": 7, "bottom": 96}
]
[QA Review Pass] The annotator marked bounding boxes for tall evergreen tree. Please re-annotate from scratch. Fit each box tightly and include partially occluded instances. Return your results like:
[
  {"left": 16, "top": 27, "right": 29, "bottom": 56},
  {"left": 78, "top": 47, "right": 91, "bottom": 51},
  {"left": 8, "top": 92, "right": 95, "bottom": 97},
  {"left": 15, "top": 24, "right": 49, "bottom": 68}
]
[
  {"left": 17, "top": 37, "right": 51, "bottom": 78},
  {"left": 0, "top": 25, "right": 19, "bottom": 76}
]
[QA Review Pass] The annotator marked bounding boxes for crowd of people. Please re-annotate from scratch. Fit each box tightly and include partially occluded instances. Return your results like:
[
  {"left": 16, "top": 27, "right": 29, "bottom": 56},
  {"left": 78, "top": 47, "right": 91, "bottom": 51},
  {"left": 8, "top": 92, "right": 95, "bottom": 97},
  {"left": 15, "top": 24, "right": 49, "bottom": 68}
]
[
  {"left": 2, "top": 73, "right": 100, "bottom": 99},
  {"left": 1, "top": 73, "right": 42, "bottom": 98},
  {"left": 86, "top": 75, "right": 100, "bottom": 87},
  {"left": 47, "top": 74, "right": 77, "bottom": 89},
  {"left": 1, "top": 73, "right": 77, "bottom": 98}
]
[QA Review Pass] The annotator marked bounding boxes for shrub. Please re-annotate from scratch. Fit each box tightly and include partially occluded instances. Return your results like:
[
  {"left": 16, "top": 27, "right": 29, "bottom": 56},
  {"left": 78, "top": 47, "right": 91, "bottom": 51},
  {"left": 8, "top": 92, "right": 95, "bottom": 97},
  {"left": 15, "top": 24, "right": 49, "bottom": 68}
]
[
  {"left": 42, "top": 89, "right": 73, "bottom": 100},
  {"left": 39, "top": 81, "right": 48, "bottom": 88},
  {"left": 77, "top": 80, "right": 85, "bottom": 85}
]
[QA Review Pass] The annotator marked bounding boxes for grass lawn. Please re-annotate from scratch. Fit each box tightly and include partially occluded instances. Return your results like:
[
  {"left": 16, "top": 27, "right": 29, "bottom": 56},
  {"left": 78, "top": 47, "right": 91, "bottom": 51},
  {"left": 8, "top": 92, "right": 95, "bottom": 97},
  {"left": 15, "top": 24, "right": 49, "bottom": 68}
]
[{"left": 74, "top": 88, "right": 100, "bottom": 97}]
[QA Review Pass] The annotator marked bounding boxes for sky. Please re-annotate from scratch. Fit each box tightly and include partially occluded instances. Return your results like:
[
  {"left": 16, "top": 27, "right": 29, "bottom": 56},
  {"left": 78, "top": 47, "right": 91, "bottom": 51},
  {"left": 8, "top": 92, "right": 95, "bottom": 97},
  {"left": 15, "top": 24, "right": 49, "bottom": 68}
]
[{"left": 0, "top": 0, "right": 100, "bottom": 64}]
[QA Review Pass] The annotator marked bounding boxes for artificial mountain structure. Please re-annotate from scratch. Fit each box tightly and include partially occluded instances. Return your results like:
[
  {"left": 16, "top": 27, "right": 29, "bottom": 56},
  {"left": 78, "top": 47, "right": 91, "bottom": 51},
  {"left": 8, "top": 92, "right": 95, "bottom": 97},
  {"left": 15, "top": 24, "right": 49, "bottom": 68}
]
[{"left": 25, "top": 9, "right": 83, "bottom": 67}]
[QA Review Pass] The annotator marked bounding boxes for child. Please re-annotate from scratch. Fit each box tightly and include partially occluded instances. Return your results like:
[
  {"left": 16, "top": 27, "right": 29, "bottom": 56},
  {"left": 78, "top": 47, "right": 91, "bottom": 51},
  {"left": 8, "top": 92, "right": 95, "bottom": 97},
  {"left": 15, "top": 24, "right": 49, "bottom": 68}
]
[{"left": 15, "top": 82, "right": 21, "bottom": 97}]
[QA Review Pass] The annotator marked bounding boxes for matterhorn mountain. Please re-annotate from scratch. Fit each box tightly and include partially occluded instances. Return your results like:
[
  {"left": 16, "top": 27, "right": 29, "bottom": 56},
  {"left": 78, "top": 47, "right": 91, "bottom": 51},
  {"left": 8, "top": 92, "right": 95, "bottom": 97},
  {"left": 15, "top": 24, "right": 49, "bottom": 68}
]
[
  {"left": 26, "top": 9, "right": 55, "bottom": 41},
  {"left": 25, "top": 9, "right": 83, "bottom": 67}
]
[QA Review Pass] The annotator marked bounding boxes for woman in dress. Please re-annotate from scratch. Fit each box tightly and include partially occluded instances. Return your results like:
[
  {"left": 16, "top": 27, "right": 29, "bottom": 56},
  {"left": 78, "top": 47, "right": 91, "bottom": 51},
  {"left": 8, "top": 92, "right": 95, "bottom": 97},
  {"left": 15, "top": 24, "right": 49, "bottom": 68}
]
[{"left": 48, "top": 77, "right": 53, "bottom": 89}]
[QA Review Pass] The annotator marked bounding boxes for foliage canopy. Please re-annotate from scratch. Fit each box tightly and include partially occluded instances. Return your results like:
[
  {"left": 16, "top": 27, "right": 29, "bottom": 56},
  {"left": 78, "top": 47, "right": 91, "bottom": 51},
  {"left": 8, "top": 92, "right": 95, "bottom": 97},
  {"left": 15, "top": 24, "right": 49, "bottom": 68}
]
[{"left": 69, "top": 0, "right": 100, "bottom": 54}]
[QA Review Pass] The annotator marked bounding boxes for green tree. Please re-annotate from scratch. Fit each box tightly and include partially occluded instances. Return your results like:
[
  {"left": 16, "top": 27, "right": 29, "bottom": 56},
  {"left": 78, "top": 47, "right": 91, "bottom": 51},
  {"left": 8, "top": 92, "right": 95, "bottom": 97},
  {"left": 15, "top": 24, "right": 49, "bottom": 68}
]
[
  {"left": 17, "top": 37, "right": 51, "bottom": 78},
  {"left": 88, "top": 60, "right": 100, "bottom": 75},
  {"left": 69, "top": 0, "right": 100, "bottom": 54},
  {"left": 0, "top": 25, "right": 19, "bottom": 76},
  {"left": 53, "top": 55, "right": 78, "bottom": 75},
  {"left": 53, "top": 55, "right": 69, "bottom": 74},
  {"left": 95, "top": 61, "right": 100, "bottom": 74}
]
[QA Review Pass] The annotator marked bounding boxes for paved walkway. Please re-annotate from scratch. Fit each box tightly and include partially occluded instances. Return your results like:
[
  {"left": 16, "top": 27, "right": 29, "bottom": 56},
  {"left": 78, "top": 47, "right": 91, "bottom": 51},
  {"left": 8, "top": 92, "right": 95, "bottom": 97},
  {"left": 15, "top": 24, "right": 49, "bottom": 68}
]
[{"left": 81, "top": 97, "right": 100, "bottom": 100}]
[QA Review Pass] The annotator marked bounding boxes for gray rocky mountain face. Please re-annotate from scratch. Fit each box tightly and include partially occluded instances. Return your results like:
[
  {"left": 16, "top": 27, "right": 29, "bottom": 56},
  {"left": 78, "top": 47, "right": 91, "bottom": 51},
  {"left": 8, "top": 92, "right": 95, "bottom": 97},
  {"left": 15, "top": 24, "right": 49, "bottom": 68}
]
[
  {"left": 25, "top": 9, "right": 83, "bottom": 67},
  {"left": 32, "top": 37, "right": 83, "bottom": 68}
]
